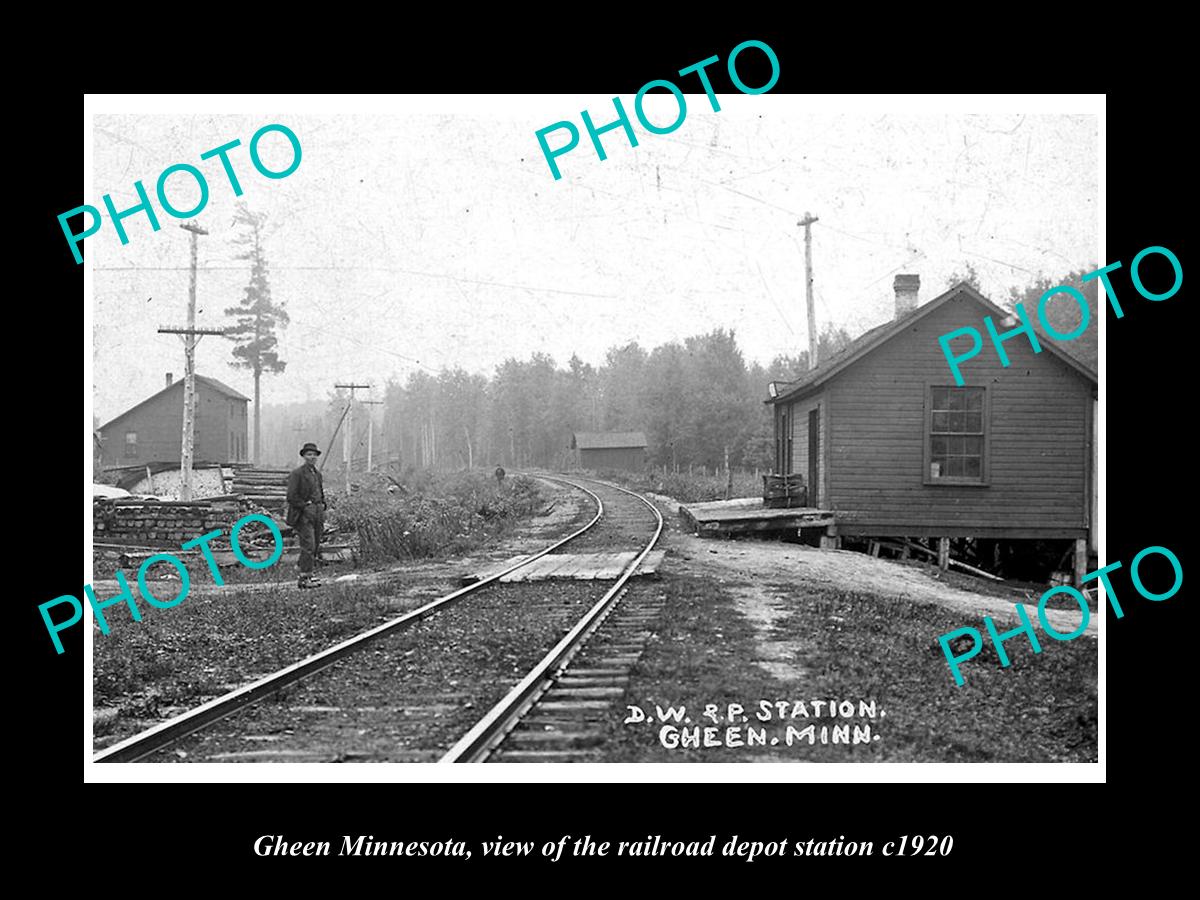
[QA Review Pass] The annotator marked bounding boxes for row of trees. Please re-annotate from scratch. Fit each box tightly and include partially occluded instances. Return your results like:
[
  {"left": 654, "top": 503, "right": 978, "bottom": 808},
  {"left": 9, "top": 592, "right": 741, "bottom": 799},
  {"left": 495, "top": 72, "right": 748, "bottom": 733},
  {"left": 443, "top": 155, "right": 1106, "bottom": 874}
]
[{"left": 374, "top": 325, "right": 855, "bottom": 473}]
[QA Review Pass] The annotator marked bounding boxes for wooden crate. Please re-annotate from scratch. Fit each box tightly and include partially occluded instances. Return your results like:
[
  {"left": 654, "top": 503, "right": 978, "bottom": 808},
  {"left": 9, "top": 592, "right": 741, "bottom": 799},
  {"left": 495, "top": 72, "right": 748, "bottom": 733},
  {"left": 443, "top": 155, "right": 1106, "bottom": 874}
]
[{"left": 763, "top": 474, "right": 807, "bottom": 508}]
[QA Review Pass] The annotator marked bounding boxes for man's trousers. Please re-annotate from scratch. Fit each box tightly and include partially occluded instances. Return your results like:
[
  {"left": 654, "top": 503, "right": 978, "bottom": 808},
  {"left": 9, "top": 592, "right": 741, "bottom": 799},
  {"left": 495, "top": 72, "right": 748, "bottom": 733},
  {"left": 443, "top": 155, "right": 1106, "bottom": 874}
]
[{"left": 297, "top": 507, "right": 324, "bottom": 574}]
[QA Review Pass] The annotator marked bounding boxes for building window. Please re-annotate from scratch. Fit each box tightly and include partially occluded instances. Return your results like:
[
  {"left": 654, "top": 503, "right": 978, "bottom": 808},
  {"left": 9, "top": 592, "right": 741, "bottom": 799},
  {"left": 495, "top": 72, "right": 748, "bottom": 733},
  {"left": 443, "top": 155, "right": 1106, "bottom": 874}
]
[
  {"left": 124, "top": 432, "right": 138, "bottom": 458},
  {"left": 925, "top": 385, "right": 988, "bottom": 485}
]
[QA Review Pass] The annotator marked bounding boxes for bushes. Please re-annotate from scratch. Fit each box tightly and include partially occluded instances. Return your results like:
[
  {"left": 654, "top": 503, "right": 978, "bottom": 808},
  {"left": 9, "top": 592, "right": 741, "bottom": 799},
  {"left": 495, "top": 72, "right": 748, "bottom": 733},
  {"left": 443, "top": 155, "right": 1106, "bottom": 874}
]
[{"left": 328, "top": 471, "right": 543, "bottom": 562}]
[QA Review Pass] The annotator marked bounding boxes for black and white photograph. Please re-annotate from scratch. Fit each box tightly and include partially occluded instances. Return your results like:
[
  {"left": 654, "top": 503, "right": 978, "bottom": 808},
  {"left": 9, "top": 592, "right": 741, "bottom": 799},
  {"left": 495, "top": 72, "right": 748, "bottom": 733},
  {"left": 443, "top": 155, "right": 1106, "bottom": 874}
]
[{"left": 83, "top": 92, "right": 1102, "bottom": 773}]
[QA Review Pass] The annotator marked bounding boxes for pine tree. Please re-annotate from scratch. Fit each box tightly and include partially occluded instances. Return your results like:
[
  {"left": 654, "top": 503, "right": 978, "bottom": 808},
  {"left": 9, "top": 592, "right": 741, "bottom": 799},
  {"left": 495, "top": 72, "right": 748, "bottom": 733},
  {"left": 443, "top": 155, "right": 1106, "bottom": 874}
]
[{"left": 225, "top": 203, "right": 288, "bottom": 464}]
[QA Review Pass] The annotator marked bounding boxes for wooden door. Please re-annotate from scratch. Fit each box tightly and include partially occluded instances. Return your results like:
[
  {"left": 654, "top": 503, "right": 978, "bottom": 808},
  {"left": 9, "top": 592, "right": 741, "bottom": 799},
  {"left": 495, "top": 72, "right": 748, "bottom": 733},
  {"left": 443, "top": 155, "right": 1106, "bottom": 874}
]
[
  {"left": 808, "top": 407, "right": 819, "bottom": 507},
  {"left": 784, "top": 408, "right": 794, "bottom": 474},
  {"left": 776, "top": 407, "right": 789, "bottom": 474}
]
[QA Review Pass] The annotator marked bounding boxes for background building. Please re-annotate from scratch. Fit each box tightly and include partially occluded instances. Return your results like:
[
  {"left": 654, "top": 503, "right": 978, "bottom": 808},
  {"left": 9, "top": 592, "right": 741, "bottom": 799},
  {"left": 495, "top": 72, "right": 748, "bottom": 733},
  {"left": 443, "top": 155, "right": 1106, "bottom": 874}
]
[
  {"left": 571, "top": 432, "right": 648, "bottom": 471},
  {"left": 97, "top": 373, "right": 250, "bottom": 469}
]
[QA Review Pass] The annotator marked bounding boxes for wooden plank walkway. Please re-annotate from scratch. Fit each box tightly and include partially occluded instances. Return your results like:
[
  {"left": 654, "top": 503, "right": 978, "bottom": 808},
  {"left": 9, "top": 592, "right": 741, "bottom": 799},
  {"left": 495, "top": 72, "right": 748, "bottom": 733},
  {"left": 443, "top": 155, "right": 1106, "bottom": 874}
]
[
  {"left": 680, "top": 498, "right": 835, "bottom": 536},
  {"left": 466, "top": 550, "right": 667, "bottom": 584}
]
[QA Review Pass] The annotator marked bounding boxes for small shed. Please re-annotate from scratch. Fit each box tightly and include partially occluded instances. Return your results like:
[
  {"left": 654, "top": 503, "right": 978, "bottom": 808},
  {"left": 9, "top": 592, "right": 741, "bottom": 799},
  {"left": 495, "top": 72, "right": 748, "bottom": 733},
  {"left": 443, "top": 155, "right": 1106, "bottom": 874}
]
[
  {"left": 571, "top": 431, "right": 647, "bottom": 471},
  {"left": 768, "top": 276, "right": 1097, "bottom": 579}
]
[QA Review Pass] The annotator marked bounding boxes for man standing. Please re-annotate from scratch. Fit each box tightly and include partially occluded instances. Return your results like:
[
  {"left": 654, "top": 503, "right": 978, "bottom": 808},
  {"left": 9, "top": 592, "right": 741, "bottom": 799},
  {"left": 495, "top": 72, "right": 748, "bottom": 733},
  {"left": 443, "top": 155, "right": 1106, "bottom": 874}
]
[{"left": 287, "top": 442, "right": 327, "bottom": 589}]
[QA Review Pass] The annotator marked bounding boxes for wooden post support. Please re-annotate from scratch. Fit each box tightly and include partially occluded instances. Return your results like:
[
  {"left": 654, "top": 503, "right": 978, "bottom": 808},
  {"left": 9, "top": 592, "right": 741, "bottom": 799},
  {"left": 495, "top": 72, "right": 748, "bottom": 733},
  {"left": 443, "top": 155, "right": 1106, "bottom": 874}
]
[
  {"left": 819, "top": 523, "right": 840, "bottom": 550},
  {"left": 1073, "top": 538, "right": 1088, "bottom": 587},
  {"left": 937, "top": 537, "right": 951, "bottom": 571}
]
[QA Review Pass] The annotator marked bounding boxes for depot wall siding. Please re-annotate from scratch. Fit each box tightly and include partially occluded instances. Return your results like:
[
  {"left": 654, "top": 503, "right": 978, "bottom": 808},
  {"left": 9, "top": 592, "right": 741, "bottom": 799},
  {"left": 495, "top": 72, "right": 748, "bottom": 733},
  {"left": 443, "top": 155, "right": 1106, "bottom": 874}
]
[{"left": 779, "top": 293, "right": 1093, "bottom": 538}]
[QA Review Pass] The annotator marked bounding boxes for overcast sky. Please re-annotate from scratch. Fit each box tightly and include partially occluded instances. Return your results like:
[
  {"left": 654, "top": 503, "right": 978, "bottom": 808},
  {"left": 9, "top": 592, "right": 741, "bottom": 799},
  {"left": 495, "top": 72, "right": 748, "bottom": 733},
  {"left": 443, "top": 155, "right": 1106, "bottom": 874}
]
[{"left": 90, "top": 98, "right": 1098, "bottom": 423}]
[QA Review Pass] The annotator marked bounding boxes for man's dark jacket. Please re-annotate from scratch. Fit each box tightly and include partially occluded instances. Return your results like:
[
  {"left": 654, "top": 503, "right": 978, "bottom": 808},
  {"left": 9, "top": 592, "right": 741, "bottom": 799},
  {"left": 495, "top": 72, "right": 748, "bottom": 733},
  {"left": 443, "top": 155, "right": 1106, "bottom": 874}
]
[{"left": 286, "top": 463, "right": 325, "bottom": 527}]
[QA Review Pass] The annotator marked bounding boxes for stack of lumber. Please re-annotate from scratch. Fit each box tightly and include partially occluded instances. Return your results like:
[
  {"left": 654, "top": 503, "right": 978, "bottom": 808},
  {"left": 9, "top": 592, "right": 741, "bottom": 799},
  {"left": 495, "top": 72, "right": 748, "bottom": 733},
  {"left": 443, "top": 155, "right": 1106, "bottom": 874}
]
[
  {"left": 762, "top": 473, "right": 806, "bottom": 509},
  {"left": 231, "top": 465, "right": 291, "bottom": 514},
  {"left": 94, "top": 499, "right": 240, "bottom": 545}
]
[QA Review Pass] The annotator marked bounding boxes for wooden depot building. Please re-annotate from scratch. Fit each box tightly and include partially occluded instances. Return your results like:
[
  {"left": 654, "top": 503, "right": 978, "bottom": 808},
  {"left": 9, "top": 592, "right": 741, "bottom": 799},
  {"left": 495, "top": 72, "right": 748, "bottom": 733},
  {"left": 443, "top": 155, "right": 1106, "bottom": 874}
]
[{"left": 768, "top": 275, "right": 1098, "bottom": 581}]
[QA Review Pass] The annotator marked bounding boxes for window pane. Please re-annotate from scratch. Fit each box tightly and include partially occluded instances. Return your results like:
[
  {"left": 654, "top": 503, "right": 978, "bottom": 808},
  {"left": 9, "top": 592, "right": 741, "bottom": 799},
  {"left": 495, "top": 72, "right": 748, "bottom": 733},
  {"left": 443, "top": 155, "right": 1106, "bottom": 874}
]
[{"left": 931, "top": 386, "right": 987, "bottom": 480}]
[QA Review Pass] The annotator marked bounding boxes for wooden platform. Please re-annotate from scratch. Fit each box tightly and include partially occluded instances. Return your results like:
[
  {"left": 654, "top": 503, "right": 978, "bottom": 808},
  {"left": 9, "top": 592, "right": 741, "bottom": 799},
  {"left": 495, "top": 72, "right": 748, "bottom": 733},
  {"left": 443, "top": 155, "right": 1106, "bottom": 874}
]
[
  {"left": 680, "top": 498, "right": 835, "bottom": 536},
  {"left": 467, "top": 550, "right": 667, "bottom": 584}
]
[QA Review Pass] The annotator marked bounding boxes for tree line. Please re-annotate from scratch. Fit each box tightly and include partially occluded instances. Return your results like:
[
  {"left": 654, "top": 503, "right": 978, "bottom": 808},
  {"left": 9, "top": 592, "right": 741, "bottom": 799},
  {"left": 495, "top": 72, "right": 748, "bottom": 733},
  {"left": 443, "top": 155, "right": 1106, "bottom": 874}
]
[{"left": 372, "top": 325, "right": 854, "bottom": 473}]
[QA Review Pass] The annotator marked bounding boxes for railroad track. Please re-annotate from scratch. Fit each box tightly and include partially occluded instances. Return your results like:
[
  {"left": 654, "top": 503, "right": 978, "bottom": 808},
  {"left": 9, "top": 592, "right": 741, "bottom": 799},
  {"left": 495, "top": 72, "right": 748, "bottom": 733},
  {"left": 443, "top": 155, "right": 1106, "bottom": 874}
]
[
  {"left": 442, "top": 480, "right": 663, "bottom": 762},
  {"left": 93, "top": 475, "right": 663, "bottom": 764}
]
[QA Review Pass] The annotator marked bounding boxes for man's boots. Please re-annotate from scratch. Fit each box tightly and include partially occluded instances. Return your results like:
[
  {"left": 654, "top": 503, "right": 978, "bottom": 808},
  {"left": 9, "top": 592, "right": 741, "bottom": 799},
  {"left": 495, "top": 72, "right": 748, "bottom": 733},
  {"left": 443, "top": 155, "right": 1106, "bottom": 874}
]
[{"left": 298, "top": 573, "right": 321, "bottom": 589}]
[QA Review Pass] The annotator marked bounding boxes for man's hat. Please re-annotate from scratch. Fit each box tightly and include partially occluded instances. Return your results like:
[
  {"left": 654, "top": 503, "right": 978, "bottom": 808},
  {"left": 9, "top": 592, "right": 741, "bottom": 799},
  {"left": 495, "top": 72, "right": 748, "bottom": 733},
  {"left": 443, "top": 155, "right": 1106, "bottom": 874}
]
[{"left": 299, "top": 442, "right": 322, "bottom": 456}]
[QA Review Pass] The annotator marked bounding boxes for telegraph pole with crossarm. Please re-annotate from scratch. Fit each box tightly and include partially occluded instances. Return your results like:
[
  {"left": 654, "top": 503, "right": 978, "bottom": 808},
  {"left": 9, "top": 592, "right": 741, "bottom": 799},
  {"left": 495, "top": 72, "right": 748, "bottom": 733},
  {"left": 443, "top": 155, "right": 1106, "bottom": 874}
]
[
  {"left": 334, "top": 382, "right": 371, "bottom": 492},
  {"left": 158, "top": 222, "right": 224, "bottom": 500}
]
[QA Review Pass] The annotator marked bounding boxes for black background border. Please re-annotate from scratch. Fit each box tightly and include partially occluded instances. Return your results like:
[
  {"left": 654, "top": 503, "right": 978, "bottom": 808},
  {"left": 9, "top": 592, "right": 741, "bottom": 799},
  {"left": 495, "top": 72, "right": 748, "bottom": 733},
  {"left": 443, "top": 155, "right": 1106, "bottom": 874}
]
[{"left": 21, "top": 24, "right": 1188, "bottom": 876}]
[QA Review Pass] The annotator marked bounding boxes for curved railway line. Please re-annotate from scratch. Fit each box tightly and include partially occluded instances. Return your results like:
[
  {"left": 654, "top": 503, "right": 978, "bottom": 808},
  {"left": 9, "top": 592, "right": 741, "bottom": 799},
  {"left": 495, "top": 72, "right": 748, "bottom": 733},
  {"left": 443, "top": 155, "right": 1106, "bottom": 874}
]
[{"left": 93, "top": 475, "right": 664, "bottom": 764}]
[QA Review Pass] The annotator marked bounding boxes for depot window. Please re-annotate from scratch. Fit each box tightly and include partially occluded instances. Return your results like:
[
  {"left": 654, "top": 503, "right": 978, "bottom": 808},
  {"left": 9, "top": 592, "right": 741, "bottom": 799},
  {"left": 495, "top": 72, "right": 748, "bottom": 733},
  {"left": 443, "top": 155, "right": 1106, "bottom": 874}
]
[
  {"left": 924, "top": 385, "right": 988, "bottom": 485},
  {"left": 124, "top": 431, "right": 138, "bottom": 458}
]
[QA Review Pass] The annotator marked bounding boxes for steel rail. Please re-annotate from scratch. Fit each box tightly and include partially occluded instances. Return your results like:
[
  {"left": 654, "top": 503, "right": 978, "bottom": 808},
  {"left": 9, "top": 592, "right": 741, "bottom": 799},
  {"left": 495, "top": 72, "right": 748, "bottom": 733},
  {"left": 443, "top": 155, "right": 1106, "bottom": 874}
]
[
  {"left": 439, "top": 477, "right": 664, "bottom": 763},
  {"left": 92, "top": 476, "right": 604, "bottom": 763}
]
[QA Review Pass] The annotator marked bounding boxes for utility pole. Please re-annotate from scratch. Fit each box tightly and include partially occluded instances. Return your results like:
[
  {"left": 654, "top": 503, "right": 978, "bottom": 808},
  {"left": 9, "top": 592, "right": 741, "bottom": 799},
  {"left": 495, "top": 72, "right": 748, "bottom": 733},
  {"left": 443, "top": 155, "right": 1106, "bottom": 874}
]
[
  {"left": 799, "top": 212, "right": 819, "bottom": 370},
  {"left": 158, "top": 222, "right": 222, "bottom": 500},
  {"left": 361, "top": 399, "right": 384, "bottom": 472},
  {"left": 335, "top": 382, "right": 371, "bottom": 492},
  {"left": 290, "top": 419, "right": 309, "bottom": 461}
]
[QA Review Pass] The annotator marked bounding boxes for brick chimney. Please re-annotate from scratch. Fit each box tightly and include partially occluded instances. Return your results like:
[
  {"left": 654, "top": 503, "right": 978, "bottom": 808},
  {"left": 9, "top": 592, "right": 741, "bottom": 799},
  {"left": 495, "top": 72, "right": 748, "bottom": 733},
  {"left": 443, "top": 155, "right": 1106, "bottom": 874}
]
[
  {"left": 166, "top": 372, "right": 174, "bottom": 387},
  {"left": 894, "top": 274, "right": 920, "bottom": 318}
]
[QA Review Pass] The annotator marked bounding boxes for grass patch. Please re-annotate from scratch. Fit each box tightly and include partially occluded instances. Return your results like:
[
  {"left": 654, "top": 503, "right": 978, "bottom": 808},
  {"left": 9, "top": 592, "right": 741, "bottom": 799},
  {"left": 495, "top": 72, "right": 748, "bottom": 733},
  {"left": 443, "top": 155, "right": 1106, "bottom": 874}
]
[
  {"left": 330, "top": 472, "right": 544, "bottom": 562},
  {"left": 604, "top": 574, "right": 1096, "bottom": 763},
  {"left": 762, "top": 581, "right": 1097, "bottom": 762},
  {"left": 93, "top": 472, "right": 572, "bottom": 746},
  {"left": 92, "top": 581, "right": 406, "bottom": 713}
]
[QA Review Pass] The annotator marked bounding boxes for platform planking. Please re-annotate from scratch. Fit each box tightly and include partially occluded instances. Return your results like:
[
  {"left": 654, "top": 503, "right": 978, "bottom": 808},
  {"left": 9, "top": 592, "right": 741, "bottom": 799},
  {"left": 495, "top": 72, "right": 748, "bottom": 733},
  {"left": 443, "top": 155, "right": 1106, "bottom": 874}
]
[
  {"left": 466, "top": 551, "right": 667, "bottom": 583},
  {"left": 680, "top": 498, "right": 835, "bottom": 536}
]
